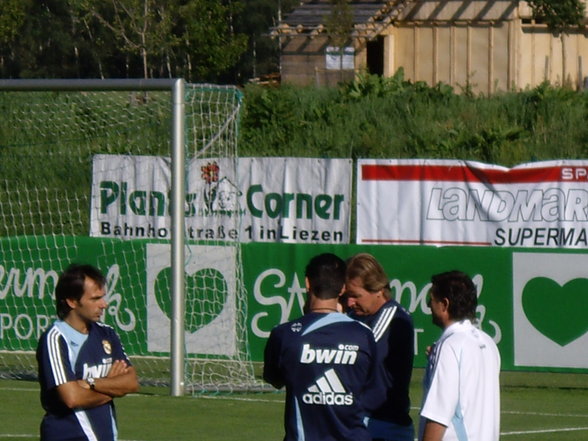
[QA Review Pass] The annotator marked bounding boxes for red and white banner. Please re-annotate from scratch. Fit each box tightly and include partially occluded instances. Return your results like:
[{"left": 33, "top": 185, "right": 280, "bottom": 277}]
[{"left": 357, "top": 159, "right": 588, "bottom": 248}]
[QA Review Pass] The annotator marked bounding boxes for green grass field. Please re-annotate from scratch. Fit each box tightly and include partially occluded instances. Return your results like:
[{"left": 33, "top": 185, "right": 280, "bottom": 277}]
[{"left": 2, "top": 369, "right": 587, "bottom": 441}]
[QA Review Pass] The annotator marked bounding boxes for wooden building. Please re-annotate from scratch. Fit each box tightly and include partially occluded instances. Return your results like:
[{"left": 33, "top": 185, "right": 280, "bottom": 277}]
[{"left": 271, "top": 1, "right": 588, "bottom": 93}]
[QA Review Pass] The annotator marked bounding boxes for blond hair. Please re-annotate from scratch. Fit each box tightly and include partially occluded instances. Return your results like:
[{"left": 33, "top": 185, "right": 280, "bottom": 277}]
[{"left": 346, "top": 253, "right": 390, "bottom": 299}]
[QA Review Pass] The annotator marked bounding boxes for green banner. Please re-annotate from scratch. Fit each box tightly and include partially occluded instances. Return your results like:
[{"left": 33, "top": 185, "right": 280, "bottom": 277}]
[
  {"left": 243, "top": 243, "right": 513, "bottom": 369},
  {"left": 0, "top": 236, "right": 146, "bottom": 353},
  {"left": 1, "top": 237, "right": 587, "bottom": 372}
]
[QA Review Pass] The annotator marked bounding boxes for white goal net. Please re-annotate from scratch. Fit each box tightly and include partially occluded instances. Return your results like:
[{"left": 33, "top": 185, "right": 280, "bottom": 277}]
[{"left": 0, "top": 81, "right": 259, "bottom": 393}]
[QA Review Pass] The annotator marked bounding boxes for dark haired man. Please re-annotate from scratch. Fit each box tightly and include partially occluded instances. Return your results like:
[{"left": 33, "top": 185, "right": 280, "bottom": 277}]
[
  {"left": 345, "top": 253, "right": 415, "bottom": 441},
  {"left": 419, "top": 270, "right": 500, "bottom": 441},
  {"left": 263, "top": 253, "right": 377, "bottom": 441},
  {"left": 36, "top": 264, "right": 139, "bottom": 441}
]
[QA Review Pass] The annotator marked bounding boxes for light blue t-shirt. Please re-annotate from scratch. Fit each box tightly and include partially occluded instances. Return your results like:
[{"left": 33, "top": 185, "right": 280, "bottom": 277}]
[{"left": 54, "top": 320, "right": 89, "bottom": 370}]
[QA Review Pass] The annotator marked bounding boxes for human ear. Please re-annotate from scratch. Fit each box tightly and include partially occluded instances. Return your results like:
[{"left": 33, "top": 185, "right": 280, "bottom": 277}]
[
  {"left": 441, "top": 297, "right": 450, "bottom": 312},
  {"left": 65, "top": 297, "right": 79, "bottom": 310}
]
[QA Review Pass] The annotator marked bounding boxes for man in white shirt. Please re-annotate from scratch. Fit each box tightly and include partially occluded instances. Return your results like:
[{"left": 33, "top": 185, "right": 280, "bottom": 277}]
[{"left": 419, "top": 270, "right": 500, "bottom": 441}]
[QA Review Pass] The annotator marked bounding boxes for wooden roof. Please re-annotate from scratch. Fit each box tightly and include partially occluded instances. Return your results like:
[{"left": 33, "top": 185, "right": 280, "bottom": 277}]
[
  {"left": 282, "top": 1, "right": 387, "bottom": 27},
  {"left": 271, "top": 0, "right": 407, "bottom": 39},
  {"left": 271, "top": 1, "right": 526, "bottom": 40}
]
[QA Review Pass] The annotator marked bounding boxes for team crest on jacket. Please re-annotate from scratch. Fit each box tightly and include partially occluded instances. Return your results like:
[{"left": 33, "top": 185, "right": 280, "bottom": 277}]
[
  {"left": 291, "top": 322, "right": 302, "bottom": 333},
  {"left": 102, "top": 340, "right": 112, "bottom": 355}
]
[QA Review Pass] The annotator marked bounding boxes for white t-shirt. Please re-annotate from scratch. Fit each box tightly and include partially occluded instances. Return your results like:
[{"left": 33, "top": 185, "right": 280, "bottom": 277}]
[{"left": 420, "top": 320, "right": 500, "bottom": 441}]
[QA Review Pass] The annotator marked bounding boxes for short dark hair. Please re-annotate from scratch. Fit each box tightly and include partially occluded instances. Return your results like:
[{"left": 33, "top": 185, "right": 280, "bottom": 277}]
[
  {"left": 431, "top": 270, "right": 477, "bottom": 321},
  {"left": 55, "top": 264, "right": 106, "bottom": 319},
  {"left": 305, "top": 253, "right": 346, "bottom": 300}
]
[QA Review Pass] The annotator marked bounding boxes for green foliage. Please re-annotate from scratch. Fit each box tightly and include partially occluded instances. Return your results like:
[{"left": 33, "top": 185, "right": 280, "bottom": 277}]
[
  {"left": 231, "top": 0, "right": 299, "bottom": 81},
  {"left": 526, "top": 0, "right": 585, "bottom": 34},
  {"left": 240, "top": 74, "right": 588, "bottom": 167},
  {"left": 77, "top": 0, "right": 181, "bottom": 79},
  {"left": 0, "top": 90, "right": 172, "bottom": 236},
  {"left": 0, "top": 0, "right": 249, "bottom": 81},
  {"left": 178, "top": 0, "right": 248, "bottom": 81},
  {"left": 0, "top": 0, "right": 31, "bottom": 45},
  {"left": 339, "top": 69, "right": 409, "bottom": 99},
  {"left": 324, "top": 0, "right": 354, "bottom": 49}
]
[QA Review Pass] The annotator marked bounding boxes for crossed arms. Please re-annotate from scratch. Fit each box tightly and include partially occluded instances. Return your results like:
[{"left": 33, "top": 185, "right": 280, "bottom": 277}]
[{"left": 57, "top": 360, "right": 140, "bottom": 409}]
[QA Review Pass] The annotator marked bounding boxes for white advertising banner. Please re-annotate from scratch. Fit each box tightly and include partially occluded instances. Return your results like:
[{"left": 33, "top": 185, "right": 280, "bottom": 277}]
[
  {"left": 513, "top": 252, "right": 588, "bottom": 368},
  {"left": 91, "top": 155, "right": 351, "bottom": 243},
  {"left": 357, "top": 159, "right": 588, "bottom": 248},
  {"left": 146, "top": 243, "right": 237, "bottom": 355},
  {"left": 91, "top": 155, "right": 172, "bottom": 239}
]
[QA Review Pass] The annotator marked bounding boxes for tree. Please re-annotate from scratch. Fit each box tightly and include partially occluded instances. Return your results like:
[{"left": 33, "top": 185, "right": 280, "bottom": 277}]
[
  {"left": 0, "top": 0, "right": 252, "bottom": 82},
  {"left": 176, "top": 0, "right": 248, "bottom": 82},
  {"left": 526, "top": 0, "right": 585, "bottom": 34},
  {"left": 526, "top": 0, "right": 586, "bottom": 85},
  {"left": 324, "top": 0, "right": 354, "bottom": 77},
  {"left": 74, "top": 0, "right": 247, "bottom": 81},
  {"left": 0, "top": 0, "right": 31, "bottom": 76},
  {"left": 2, "top": 0, "right": 90, "bottom": 78},
  {"left": 231, "top": 0, "right": 299, "bottom": 82},
  {"left": 0, "top": 0, "right": 30, "bottom": 45},
  {"left": 77, "top": 0, "right": 179, "bottom": 79}
]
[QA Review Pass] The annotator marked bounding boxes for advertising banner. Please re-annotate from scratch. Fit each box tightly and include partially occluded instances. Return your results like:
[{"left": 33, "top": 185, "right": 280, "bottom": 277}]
[
  {"left": 243, "top": 243, "right": 512, "bottom": 369},
  {"left": 91, "top": 155, "right": 351, "bottom": 243},
  {"left": 1, "top": 237, "right": 586, "bottom": 372},
  {"left": 513, "top": 251, "right": 588, "bottom": 369},
  {"left": 90, "top": 155, "right": 173, "bottom": 240},
  {"left": 0, "top": 237, "right": 238, "bottom": 358},
  {"left": 145, "top": 242, "right": 238, "bottom": 356},
  {"left": 357, "top": 159, "right": 588, "bottom": 248},
  {"left": 0, "top": 236, "right": 145, "bottom": 353},
  {"left": 244, "top": 244, "right": 588, "bottom": 371}
]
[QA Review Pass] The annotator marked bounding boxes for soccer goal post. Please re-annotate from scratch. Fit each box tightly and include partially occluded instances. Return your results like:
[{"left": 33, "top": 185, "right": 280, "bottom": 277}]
[{"left": 0, "top": 79, "right": 257, "bottom": 395}]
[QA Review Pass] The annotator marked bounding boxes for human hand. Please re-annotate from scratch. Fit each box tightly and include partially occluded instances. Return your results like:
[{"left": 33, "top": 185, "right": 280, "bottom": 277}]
[{"left": 107, "top": 359, "right": 130, "bottom": 378}]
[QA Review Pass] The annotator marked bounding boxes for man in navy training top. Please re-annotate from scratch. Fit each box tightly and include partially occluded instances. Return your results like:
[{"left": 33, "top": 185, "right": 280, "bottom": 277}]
[
  {"left": 263, "top": 253, "right": 378, "bottom": 441},
  {"left": 37, "top": 263, "right": 139, "bottom": 441},
  {"left": 345, "top": 253, "right": 415, "bottom": 441}
]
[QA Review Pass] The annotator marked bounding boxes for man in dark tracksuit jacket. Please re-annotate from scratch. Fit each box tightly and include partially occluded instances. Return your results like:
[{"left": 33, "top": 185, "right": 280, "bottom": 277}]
[
  {"left": 346, "top": 253, "right": 415, "bottom": 441},
  {"left": 264, "top": 253, "right": 378, "bottom": 441}
]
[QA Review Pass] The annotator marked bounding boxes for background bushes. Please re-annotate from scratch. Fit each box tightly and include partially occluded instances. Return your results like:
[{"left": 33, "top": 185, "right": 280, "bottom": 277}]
[{"left": 240, "top": 71, "right": 588, "bottom": 167}]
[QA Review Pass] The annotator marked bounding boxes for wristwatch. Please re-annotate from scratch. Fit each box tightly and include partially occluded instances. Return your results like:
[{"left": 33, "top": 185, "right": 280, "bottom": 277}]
[{"left": 87, "top": 377, "right": 96, "bottom": 390}]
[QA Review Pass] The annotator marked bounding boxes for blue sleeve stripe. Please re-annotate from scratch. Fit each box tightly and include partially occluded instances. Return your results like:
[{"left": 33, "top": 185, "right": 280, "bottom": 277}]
[
  {"left": 302, "top": 313, "right": 353, "bottom": 336},
  {"left": 294, "top": 397, "right": 306, "bottom": 441},
  {"left": 452, "top": 403, "right": 468, "bottom": 441}
]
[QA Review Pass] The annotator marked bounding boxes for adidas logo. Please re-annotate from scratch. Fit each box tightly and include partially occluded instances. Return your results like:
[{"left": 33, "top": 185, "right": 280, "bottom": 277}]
[
  {"left": 300, "top": 343, "right": 358, "bottom": 365},
  {"left": 302, "top": 368, "right": 354, "bottom": 406}
]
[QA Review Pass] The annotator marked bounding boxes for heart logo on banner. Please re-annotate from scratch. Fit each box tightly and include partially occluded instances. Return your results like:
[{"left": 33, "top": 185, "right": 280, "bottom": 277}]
[
  {"left": 154, "top": 267, "right": 228, "bottom": 333},
  {"left": 522, "top": 277, "right": 588, "bottom": 346}
]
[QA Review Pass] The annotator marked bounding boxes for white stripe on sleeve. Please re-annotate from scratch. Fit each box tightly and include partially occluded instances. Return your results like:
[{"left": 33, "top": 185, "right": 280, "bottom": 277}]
[
  {"left": 372, "top": 306, "right": 397, "bottom": 342},
  {"left": 47, "top": 327, "right": 68, "bottom": 386}
]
